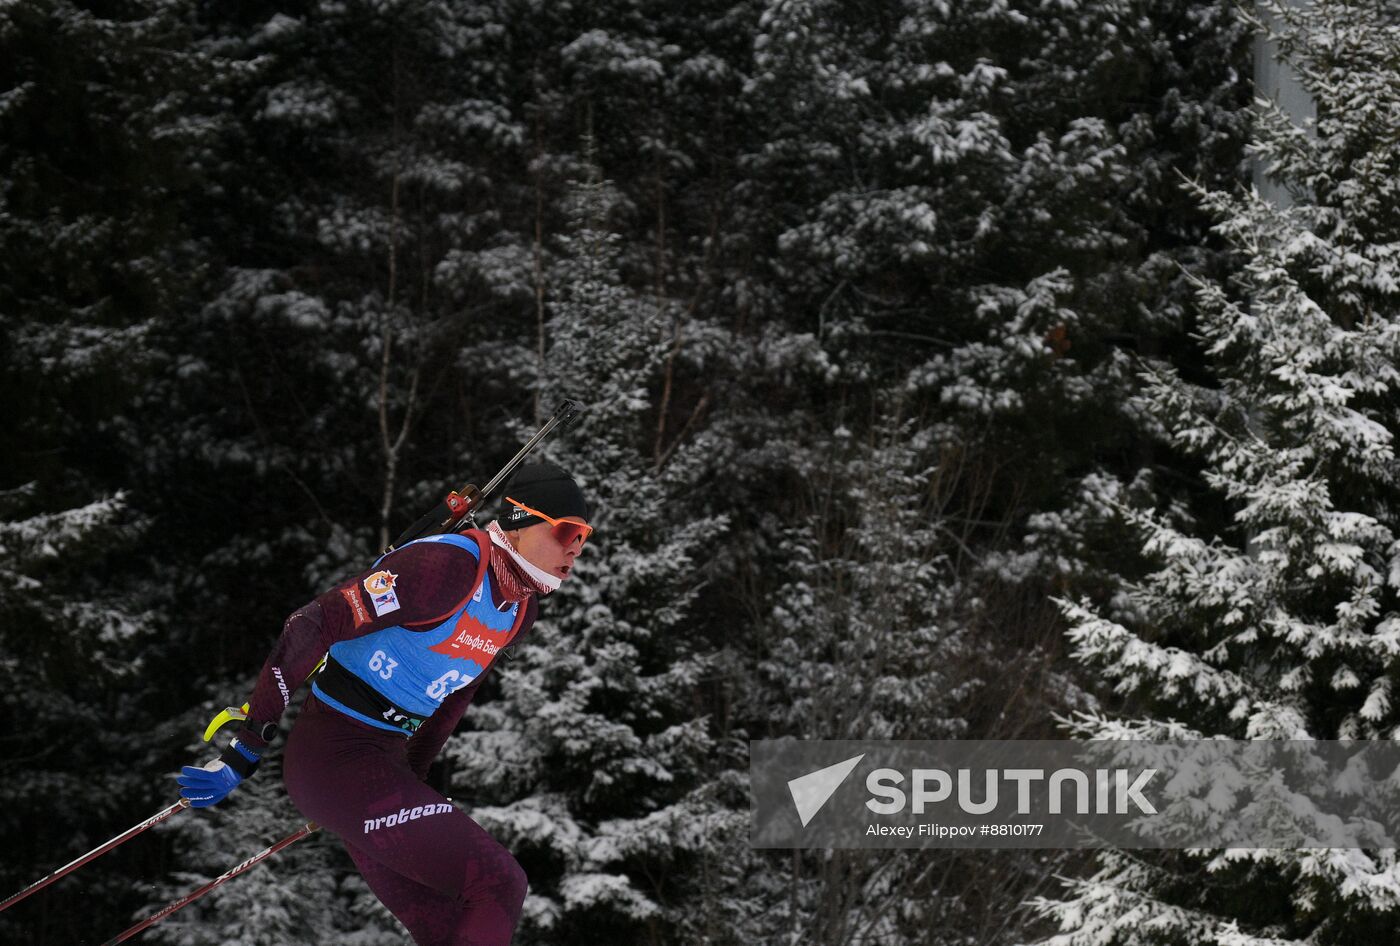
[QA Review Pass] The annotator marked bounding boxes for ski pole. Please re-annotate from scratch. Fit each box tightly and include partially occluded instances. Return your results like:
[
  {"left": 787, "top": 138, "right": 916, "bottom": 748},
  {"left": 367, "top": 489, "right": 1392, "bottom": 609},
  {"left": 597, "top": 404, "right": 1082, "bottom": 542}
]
[
  {"left": 0, "top": 798, "right": 191, "bottom": 914},
  {"left": 99, "top": 821, "right": 319, "bottom": 945}
]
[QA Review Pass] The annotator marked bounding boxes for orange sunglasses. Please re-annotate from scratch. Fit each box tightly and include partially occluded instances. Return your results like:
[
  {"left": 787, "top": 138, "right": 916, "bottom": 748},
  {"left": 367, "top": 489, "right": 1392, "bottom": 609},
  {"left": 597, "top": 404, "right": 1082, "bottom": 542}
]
[{"left": 505, "top": 497, "right": 593, "bottom": 547}]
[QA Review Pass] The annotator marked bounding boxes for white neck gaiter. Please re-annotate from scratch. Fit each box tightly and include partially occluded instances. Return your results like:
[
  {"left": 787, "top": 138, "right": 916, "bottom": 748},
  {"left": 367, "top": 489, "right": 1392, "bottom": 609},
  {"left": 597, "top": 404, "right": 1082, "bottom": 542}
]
[{"left": 487, "top": 520, "right": 562, "bottom": 594}]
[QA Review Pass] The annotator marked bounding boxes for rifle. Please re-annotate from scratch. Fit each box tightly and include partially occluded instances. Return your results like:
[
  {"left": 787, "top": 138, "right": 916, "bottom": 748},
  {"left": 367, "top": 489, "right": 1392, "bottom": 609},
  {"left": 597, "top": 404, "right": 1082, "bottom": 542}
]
[{"left": 388, "top": 398, "right": 586, "bottom": 550}]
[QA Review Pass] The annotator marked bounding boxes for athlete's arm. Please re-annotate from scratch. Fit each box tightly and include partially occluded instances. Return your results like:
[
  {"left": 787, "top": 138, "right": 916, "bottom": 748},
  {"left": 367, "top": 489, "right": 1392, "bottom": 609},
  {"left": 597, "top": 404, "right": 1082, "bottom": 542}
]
[{"left": 406, "top": 672, "right": 486, "bottom": 781}]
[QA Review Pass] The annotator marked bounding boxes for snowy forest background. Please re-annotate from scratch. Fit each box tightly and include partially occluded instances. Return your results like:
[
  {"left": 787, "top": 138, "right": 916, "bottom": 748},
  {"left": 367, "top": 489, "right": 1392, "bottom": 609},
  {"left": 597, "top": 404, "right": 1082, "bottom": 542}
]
[{"left": 4, "top": 0, "right": 1400, "bottom": 943}]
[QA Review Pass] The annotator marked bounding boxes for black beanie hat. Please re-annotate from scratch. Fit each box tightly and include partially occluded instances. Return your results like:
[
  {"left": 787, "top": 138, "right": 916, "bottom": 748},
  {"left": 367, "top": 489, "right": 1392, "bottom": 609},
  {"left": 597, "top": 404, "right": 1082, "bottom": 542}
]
[{"left": 497, "top": 461, "right": 589, "bottom": 531}]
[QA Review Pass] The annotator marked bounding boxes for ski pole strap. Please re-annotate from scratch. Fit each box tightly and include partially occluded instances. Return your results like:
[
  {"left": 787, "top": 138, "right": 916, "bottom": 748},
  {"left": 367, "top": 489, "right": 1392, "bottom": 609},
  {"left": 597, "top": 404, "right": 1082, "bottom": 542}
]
[
  {"left": 218, "top": 738, "right": 261, "bottom": 779},
  {"left": 312, "top": 656, "right": 425, "bottom": 735},
  {"left": 202, "top": 704, "right": 249, "bottom": 742}
]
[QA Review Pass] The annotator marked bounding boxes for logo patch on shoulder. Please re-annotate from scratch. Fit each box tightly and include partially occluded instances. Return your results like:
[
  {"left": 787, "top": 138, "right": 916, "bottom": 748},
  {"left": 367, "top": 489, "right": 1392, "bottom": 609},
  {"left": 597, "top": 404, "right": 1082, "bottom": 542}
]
[
  {"left": 364, "top": 570, "right": 397, "bottom": 595},
  {"left": 340, "top": 586, "right": 370, "bottom": 627},
  {"left": 364, "top": 570, "right": 401, "bottom": 617}
]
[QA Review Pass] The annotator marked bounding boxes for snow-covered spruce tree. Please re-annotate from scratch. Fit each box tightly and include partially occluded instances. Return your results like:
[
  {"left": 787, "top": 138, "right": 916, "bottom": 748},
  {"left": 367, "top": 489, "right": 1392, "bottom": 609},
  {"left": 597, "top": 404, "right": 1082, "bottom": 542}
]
[
  {"left": 135, "top": 0, "right": 541, "bottom": 625},
  {"left": 740, "top": 403, "right": 1040, "bottom": 945},
  {"left": 1033, "top": 2, "right": 1400, "bottom": 943},
  {"left": 734, "top": 0, "right": 1251, "bottom": 478},
  {"left": 725, "top": 0, "right": 1253, "bottom": 750},
  {"left": 706, "top": 1, "right": 1251, "bottom": 942},
  {"left": 441, "top": 157, "right": 735, "bottom": 945},
  {"left": 0, "top": 490, "right": 152, "bottom": 944},
  {"left": 0, "top": 2, "right": 241, "bottom": 941}
]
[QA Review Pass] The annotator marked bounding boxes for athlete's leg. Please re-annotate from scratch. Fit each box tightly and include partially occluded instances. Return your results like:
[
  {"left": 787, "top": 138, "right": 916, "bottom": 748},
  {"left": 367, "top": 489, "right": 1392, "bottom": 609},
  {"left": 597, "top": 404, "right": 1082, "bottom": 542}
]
[
  {"left": 346, "top": 844, "right": 461, "bottom": 946},
  {"left": 283, "top": 695, "right": 527, "bottom": 945},
  {"left": 347, "top": 837, "right": 526, "bottom": 946}
]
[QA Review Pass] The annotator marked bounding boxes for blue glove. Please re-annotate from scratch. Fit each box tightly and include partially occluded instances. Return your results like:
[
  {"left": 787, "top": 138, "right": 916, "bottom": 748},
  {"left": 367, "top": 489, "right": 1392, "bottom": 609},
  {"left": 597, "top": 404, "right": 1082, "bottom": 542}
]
[{"left": 179, "top": 739, "right": 260, "bottom": 808}]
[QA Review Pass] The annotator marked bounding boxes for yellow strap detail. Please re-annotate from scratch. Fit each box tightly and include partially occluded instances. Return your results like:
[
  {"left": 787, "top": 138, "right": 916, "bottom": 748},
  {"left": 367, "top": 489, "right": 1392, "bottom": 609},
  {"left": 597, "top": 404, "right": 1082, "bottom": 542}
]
[{"left": 202, "top": 704, "right": 250, "bottom": 743}]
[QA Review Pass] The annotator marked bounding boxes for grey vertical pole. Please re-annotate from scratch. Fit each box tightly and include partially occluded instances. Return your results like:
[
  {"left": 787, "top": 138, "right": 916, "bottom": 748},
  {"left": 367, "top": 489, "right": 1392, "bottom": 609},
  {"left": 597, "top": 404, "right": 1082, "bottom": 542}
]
[{"left": 1252, "top": 0, "right": 1316, "bottom": 207}]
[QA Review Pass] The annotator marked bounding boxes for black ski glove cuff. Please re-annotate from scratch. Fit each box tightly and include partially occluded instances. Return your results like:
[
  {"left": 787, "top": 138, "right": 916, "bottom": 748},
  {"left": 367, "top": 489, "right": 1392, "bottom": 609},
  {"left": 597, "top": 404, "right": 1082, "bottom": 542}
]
[{"left": 219, "top": 738, "right": 262, "bottom": 779}]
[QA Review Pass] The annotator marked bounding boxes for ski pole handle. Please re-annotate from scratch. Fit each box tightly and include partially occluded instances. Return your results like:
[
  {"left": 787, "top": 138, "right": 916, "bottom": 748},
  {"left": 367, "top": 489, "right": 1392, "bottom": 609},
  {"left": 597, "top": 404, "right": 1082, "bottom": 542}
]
[
  {"left": 99, "top": 821, "right": 319, "bottom": 945},
  {"left": 0, "top": 799, "right": 191, "bottom": 914},
  {"left": 202, "top": 703, "right": 249, "bottom": 742}
]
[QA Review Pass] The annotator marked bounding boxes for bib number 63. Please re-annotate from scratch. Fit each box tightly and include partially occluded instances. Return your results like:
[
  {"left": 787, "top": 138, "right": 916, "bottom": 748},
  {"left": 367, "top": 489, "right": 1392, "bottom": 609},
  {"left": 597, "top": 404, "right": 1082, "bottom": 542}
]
[{"left": 368, "top": 649, "right": 397, "bottom": 680}]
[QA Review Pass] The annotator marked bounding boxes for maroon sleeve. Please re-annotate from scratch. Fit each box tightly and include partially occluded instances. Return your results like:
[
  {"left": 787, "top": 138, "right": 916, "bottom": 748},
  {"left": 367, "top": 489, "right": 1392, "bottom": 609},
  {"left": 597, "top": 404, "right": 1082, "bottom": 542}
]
[
  {"left": 405, "top": 673, "right": 486, "bottom": 781},
  {"left": 232, "top": 539, "right": 483, "bottom": 753},
  {"left": 404, "top": 595, "right": 537, "bottom": 780}
]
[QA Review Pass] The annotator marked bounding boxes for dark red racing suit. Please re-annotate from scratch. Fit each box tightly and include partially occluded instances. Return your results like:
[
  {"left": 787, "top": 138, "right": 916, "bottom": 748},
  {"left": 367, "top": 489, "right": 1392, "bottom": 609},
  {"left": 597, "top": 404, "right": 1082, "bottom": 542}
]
[{"left": 230, "top": 530, "right": 538, "bottom": 946}]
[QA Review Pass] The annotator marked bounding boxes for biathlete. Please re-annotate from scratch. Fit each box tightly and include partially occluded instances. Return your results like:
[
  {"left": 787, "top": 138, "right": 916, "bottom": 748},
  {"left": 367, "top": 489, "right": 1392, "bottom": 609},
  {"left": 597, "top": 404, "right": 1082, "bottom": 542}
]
[{"left": 179, "top": 462, "right": 591, "bottom": 946}]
